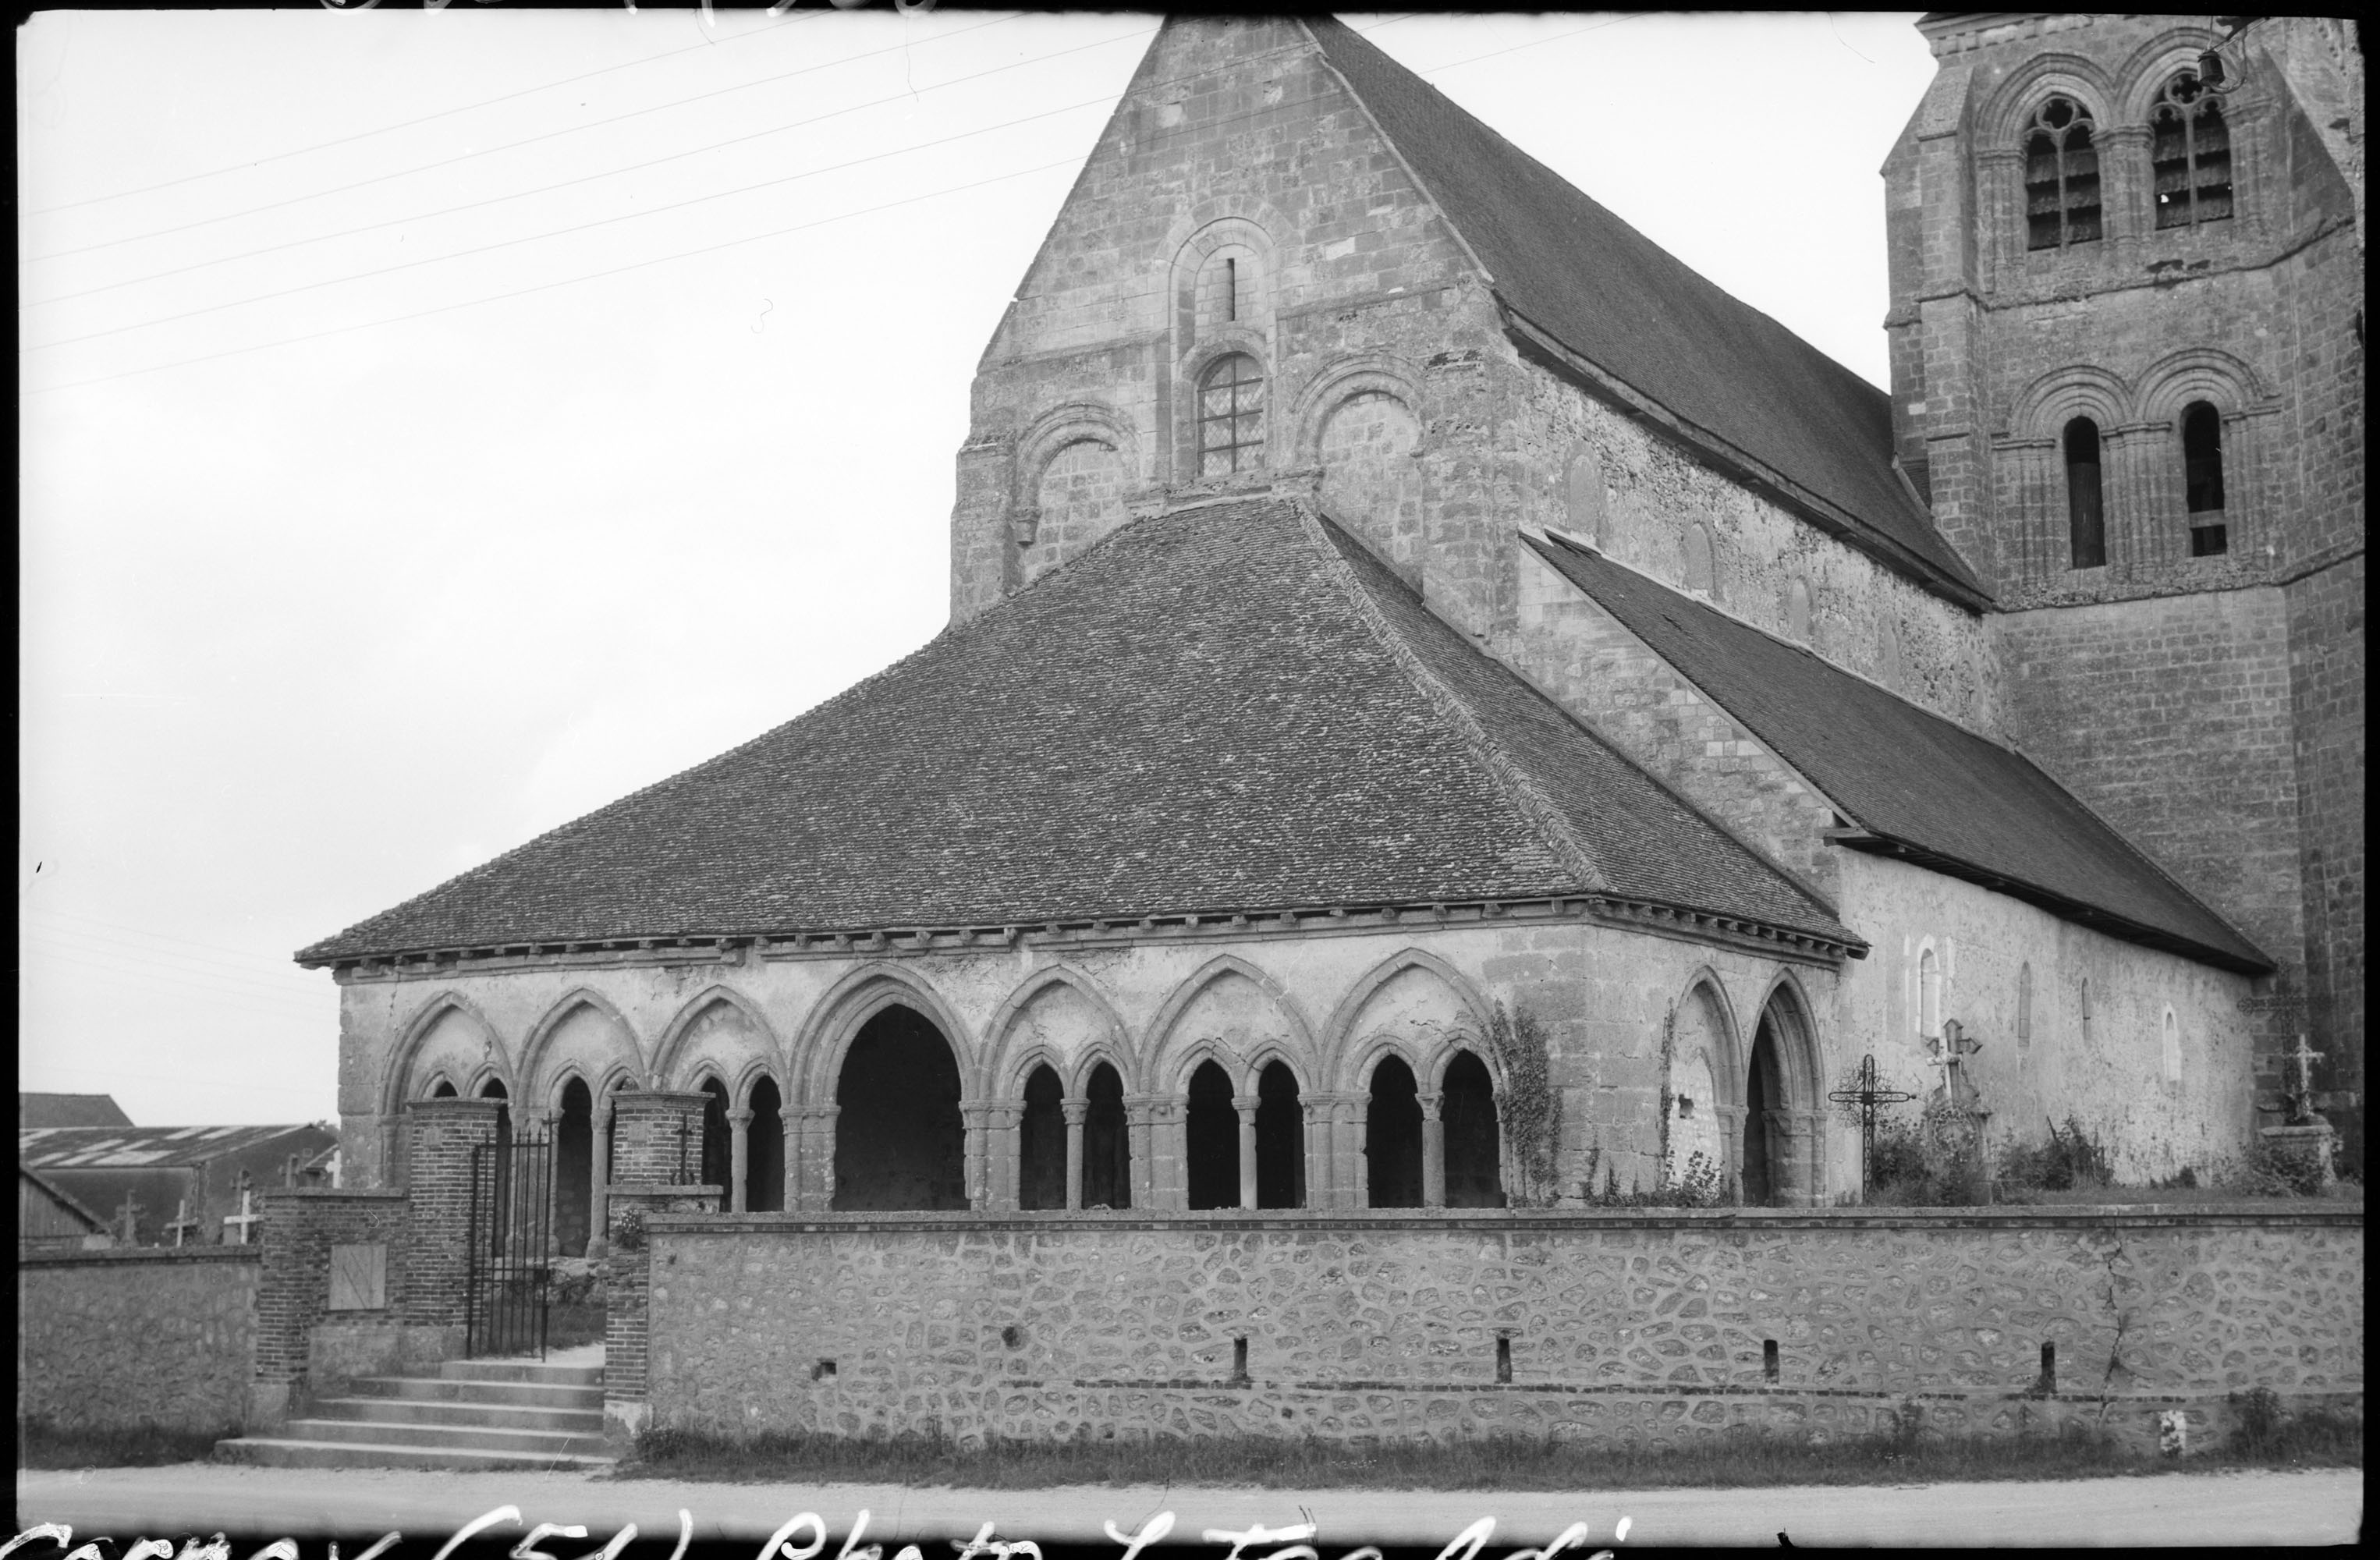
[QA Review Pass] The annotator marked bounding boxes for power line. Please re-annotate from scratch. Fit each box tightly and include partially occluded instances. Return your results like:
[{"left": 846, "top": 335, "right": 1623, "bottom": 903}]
[
  {"left": 21, "top": 924, "right": 328, "bottom": 1000},
  {"left": 21, "top": 938, "right": 332, "bottom": 1018},
  {"left": 26, "top": 90, "right": 1116, "bottom": 352},
  {"left": 20, "top": 5, "right": 832, "bottom": 218},
  {"left": 27, "top": 41, "right": 1140, "bottom": 313},
  {"left": 25, "top": 904, "right": 320, "bottom": 968},
  {"left": 28, "top": 152, "right": 1088, "bottom": 395},
  {"left": 22, "top": 926, "right": 329, "bottom": 998},
  {"left": 26, "top": 16, "right": 1608, "bottom": 395},
  {"left": 24, "top": 11, "right": 1044, "bottom": 266}
]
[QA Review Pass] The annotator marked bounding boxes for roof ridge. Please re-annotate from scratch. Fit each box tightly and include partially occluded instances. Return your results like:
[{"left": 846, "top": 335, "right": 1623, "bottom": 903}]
[{"left": 1293, "top": 506, "right": 1605, "bottom": 895}]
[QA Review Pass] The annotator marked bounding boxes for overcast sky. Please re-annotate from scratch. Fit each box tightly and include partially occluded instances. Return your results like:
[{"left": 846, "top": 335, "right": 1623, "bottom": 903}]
[{"left": 18, "top": 9, "right": 1938, "bottom": 1126}]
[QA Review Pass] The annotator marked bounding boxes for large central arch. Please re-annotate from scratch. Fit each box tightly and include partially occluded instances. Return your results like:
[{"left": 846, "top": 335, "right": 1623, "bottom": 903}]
[
  {"left": 832, "top": 1004, "right": 967, "bottom": 1211},
  {"left": 1741, "top": 979, "right": 1825, "bottom": 1207}
]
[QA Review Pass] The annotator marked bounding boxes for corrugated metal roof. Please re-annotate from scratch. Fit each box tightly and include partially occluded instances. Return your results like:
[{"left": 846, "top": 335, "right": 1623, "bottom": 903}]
[{"left": 18, "top": 1122, "right": 334, "bottom": 1171}]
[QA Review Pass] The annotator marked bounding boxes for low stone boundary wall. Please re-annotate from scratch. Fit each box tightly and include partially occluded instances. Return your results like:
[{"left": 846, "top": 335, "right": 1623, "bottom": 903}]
[
  {"left": 641, "top": 1207, "right": 2363, "bottom": 1453},
  {"left": 17, "top": 1247, "right": 261, "bottom": 1436}
]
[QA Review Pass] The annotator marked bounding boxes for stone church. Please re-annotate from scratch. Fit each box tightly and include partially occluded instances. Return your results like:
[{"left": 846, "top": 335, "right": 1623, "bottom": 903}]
[{"left": 300, "top": 13, "right": 2363, "bottom": 1233}]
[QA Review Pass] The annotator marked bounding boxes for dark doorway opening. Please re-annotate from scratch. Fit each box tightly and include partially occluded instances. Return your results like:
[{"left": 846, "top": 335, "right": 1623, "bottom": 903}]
[
  {"left": 1443, "top": 1051, "right": 1505, "bottom": 1207},
  {"left": 1365, "top": 1056, "right": 1424, "bottom": 1208},
  {"left": 832, "top": 1005, "right": 967, "bottom": 1211},
  {"left": 697, "top": 1076, "right": 732, "bottom": 1193},
  {"left": 1186, "top": 1061, "right": 1239, "bottom": 1210},
  {"left": 555, "top": 1078, "right": 593, "bottom": 1257},
  {"left": 1255, "top": 1061, "right": 1304, "bottom": 1209},
  {"left": 1019, "top": 1065, "right": 1066, "bottom": 1211},
  {"left": 1083, "top": 1062, "right": 1130, "bottom": 1209},
  {"left": 746, "top": 1076, "right": 784, "bottom": 1213},
  {"left": 1743, "top": 1017, "right": 1783, "bottom": 1207}
]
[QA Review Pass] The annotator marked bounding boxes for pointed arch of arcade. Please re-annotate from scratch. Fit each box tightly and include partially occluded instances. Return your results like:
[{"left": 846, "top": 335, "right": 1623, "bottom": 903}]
[
  {"left": 518, "top": 988, "right": 647, "bottom": 1107},
  {"left": 793, "top": 963, "right": 977, "bottom": 1106},
  {"left": 981, "top": 965, "right": 1138, "bottom": 1098},
  {"left": 1320, "top": 948, "right": 1494, "bottom": 1092},
  {"left": 649, "top": 985, "right": 783, "bottom": 1101},
  {"left": 381, "top": 991, "right": 506, "bottom": 1119},
  {"left": 1144, "top": 953, "right": 1319, "bottom": 1094},
  {"left": 789, "top": 963, "right": 977, "bottom": 1211},
  {"left": 1741, "top": 970, "right": 1828, "bottom": 1207}
]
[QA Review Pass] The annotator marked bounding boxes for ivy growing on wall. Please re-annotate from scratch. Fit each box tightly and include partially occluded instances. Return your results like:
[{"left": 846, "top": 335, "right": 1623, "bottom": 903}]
[{"left": 1485, "top": 1000, "right": 1563, "bottom": 1207}]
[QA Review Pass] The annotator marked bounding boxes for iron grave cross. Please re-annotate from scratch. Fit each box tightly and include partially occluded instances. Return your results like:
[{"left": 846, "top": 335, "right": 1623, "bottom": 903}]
[{"left": 1829, "top": 1053, "right": 1917, "bottom": 1202}]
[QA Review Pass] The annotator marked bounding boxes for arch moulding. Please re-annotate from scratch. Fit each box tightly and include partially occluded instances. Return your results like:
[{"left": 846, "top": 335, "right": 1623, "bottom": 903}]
[
  {"left": 1144, "top": 952, "right": 1317, "bottom": 1094},
  {"left": 792, "top": 963, "right": 978, "bottom": 1108},
  {"left": 981, "top": 964, "right": 1136, "bottom": 1097},
  {"left": 1319, "top": 946, "right": 1491, "bottom": 1091},
  {"left": 518, "top": 987, "right": 646, "bottom": 1108},
  {"left": 380, "top": 991, "right": 503, "bottom": 1119},
  {"left": 650, "top": 984, "right": 784, "bottom": 1099}
]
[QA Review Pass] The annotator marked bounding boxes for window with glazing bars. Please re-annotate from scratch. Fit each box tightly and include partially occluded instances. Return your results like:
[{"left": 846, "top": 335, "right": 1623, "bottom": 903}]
[
  {"left": 1198, "top": 353, "right": 1265, "bottom": 477},
  {"left": 2152, "top": 72, "right": 2233, "bottom": 230},
  {"left": 2025, "top": 96, "right": 2102, "bottom": 250}
]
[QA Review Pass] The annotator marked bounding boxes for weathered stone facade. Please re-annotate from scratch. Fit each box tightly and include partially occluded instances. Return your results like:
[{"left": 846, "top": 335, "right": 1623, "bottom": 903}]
[
  {"left": 641, "top": 1207, "right": 2362, "bottom": 1452},
  {"left": 1883, "top": 12, "right": 2364, "bottom": 1156},
  {"left": 18, "top": 1247, "right": 261, "bottom": 1435}
]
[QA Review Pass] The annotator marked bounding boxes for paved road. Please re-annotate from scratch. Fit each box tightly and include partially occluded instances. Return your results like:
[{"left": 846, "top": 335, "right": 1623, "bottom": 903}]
[{"left": 14, "top": 1464, "right": 2362, "bottom": 1548}]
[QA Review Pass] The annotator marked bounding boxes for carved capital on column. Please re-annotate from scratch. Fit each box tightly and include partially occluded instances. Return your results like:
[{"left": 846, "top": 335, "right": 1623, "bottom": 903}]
[
  {"left": 1417, "top": 1090, "right": 1445, "bottom": 1122},
  {"left": 1061, "top": 1101, "right": 1090, "bottom": 1126},
  {"left": 727, "top": 1108, "right": 754, "bottom": 1129},
  {"left": 1231, "top": 1094, "right": 1261, "bottom": 1122}
]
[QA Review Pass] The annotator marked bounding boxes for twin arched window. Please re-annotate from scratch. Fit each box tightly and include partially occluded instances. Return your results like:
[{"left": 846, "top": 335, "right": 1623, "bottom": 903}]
[
  {"left": 2061, "top": 401, "right": 2229, "bottom": 569},
  {"left": 2023, "top": 71, "right": 2233, "bottom": 252}
]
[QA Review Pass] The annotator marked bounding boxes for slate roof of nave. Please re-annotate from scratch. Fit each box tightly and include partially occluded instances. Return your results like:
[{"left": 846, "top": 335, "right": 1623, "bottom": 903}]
[
  {"left": 1524, "top": 530, "right": 2272, "bottom": 975},
  {"left": 1300, "top": 19, "right": 1986, "bottom": 603},
  {"left": 300, "top": 501, "right": 1856, "bottom": 965}
]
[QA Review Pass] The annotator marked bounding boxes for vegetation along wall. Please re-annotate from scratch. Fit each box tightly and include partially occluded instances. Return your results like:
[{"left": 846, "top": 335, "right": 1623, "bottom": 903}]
[{"left": 643, "top": 1207, "right": 2360, "bottom": 1452}]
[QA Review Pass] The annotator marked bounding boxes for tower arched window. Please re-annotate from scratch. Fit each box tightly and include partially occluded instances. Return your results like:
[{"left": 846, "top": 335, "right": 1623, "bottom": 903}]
[
  {"left": 2151, "top": 71, "right": 2233, "bottom": 231},
  {"left": 2063, "top": 416, "right": 2106, "bottom": 569},
  {"left": 1197, "top": 353, "right": 1266, "bottom": 477},
  {"left": 2182, "top": 401, "right": 2227, "bottom": 556},
  {"left": 2024, "top": 95, "right": 2102, "bottom": 250}
]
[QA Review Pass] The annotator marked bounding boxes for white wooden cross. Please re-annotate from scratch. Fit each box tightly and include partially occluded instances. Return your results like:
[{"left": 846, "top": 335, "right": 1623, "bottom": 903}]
[
  {"left": 165, "top": 1197, "right": 201, "bottom": 1248},
  {"left": 2289, "top": 1033, "right": 2324, "bottom": 1099},
  {"left": 222, "top": 1190, "right": 262, "bottom": 1245}
]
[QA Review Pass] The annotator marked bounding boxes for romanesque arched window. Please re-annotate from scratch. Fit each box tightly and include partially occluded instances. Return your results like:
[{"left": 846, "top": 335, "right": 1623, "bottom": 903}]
[
  {"left": 2151, "top": 71, "right": 2233, "bottom": 231},
  {"left": 2024, "top": 96, "right": 2102, "bottom": 250},
  {"left": 2016, "top": 963, "right": 2034, "bottom": 1049},
  {"left": 1784, "top": 576, "right": 1812, "bottom": 642},
  {"left": 2182, "top": 400, "right": 2227, "bottom": 555},
  {"left": 2161, "top": 1009, "right": 2183, "bottom": 1083},
  {"left": 1917, "top": 946, "right": 1942, "bottom": 1039},
  {"left": 2063, "top": 417, "right": 2106, "bottom": 568},
  {"left": 1197, "top": 353, "right": 1265, "bottom": 477}
]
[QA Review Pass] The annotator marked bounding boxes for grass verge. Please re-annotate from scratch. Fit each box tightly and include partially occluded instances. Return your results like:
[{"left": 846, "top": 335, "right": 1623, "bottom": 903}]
[
  {"left": 18, "top": 1420, "right": 231, "bottom": 1470},
  {"left": 610, "top": 1408, "right": 2360, "bottom": 1490}
]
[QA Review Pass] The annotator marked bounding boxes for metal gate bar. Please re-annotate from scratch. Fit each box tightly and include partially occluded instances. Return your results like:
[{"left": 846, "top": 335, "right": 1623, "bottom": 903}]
[{"left": 465, "top": 1132, "right": 554, "bottom": 1359}]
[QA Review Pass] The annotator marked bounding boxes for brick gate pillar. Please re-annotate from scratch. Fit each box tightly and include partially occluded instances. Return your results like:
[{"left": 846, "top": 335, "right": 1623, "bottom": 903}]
[
  {"left": 601, "top": 1090, "right": 718, "bottom": 1444},
  {"left": 400, "top": 1097, "right": 505, "bottom": 1349}
]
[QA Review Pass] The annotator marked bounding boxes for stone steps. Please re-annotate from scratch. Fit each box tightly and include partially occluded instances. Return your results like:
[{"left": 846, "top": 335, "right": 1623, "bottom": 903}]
[{"left": 218, "top": 1355, "right": 614, "bottom": 1471}]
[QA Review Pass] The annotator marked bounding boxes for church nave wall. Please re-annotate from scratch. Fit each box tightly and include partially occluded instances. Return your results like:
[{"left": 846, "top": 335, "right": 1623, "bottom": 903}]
[{"left": 1832, "top": 852, "right": 2257, "bottom": 1185}]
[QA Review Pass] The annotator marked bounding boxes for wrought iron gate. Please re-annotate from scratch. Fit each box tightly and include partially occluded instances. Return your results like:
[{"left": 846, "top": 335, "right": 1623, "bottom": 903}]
[{"left": 466, "top": 1131, "right": 554, "bottom": 1358}]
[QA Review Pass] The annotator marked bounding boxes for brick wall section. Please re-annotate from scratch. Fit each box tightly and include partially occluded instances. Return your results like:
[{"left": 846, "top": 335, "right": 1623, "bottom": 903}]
[
  {"left": 253, "top": 1189, "right": 408, "bottom": 1395},
  {"left": 644, "top": 1209, "right": 2360, "bottom": 1452},
  {"left": 603, "top": 1186, "right": 717, "bottom": 1434},
  {"left": 608, "top": 1092, "right": 711, "bottom": 1186},
  {"left": 19, "top": 1248, "right": 259, "bottom": 1434},
  {"left": 399, "top": 1097, "right": 502, "bottom": 1331}
]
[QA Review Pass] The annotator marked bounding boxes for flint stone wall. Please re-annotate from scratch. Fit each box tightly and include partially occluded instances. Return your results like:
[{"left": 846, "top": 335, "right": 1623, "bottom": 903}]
[
  {"left": 18, "top": 1247, "right": 261, "bottom": 1435},
  {"left": 644, "top": 1207, "right": 2361, "bottom": 1453}
]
